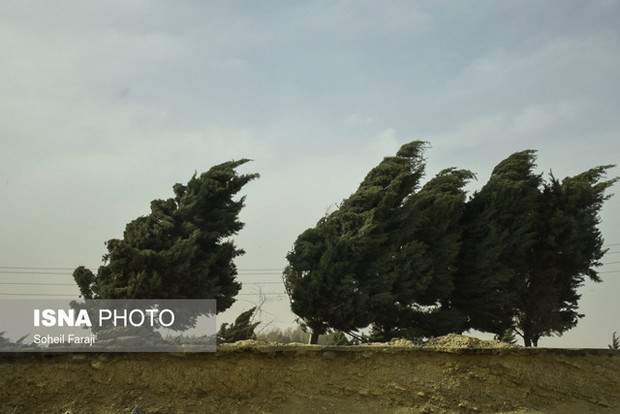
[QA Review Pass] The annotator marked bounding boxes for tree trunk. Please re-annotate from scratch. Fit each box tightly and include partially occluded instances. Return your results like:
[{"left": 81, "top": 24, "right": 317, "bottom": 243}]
[
  {"left": 309, "top": 330, "right": 320, "bottom": 344},
  {"left": 522, "top": 330, "right": 541, "bottom": 347}
]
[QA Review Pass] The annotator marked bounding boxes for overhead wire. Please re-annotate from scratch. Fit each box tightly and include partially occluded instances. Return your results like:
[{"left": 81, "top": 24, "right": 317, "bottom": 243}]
[{"left": 1, "top": 247, "right": 620, "bottom": 297}]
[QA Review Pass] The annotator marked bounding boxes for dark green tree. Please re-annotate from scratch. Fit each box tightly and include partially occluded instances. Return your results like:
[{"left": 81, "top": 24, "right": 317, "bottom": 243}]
[
  {"left": 494, "top": 328, "right": 518, "bottom": 345},
  {"left": 328, "top": 330, "right": 356, "bottom": 346},
  {"left": 284, "top": 141, "right": 428, "bottom": 343},
  {"left": 455, "top": 151, "right": 617, "bottom": 346},
  {"left": 515, "top": 165, "right": 617, "bottom": 346},
  {"left": 368, "top": 167, "right": 475, "bottom": 341},
  {"left": 217, "top": 307, "right": 260, "bottom": 344},
  {"left": 285, "top": 144, "right": 615, "bottom": 346},
  {"left": 284, "top": 141, "right": 475, "bottom": 343},
  {"left": 454, "top": 150, "right": 542, "bottom": 336},
  {"left": 73, "top": 160, "right": 259, "bottom": 325}
]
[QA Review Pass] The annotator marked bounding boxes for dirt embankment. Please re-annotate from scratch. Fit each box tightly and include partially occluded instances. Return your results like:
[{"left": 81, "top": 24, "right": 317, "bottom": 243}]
[{"left": 1, "top": 335, "right": 619, "bottom": 413}]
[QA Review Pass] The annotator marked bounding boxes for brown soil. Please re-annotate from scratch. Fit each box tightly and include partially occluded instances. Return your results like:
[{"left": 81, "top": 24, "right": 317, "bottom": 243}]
[{"left": 1, "top": 335, "right": 619, "bottom": 413}]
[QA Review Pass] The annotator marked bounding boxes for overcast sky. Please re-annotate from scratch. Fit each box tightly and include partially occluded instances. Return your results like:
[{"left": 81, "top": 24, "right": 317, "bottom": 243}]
[{"left": 1, "top": 1, "right": 619, "bottom": 347}]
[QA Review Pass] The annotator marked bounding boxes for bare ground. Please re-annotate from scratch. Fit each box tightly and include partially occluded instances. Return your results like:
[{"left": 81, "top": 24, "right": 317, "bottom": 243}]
[{"left": 1, "top": 335, "right": 619, "bottom": 413}]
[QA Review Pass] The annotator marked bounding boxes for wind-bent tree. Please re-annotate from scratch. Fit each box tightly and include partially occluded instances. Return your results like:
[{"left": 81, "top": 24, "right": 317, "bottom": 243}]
[
  {"left": 455, "top": 150, "right": 617, "bottom": 346},
  {"left": 454, "top": 150, "right": 542, "bottom": 336},
  {"left": 284, "top": 141, "right": 476, "bottom": 343},
  {"left": 284, "top": 141, "right": 428, "bottom": 343},
  {"left": 73, "top": 160, "right": 259, "bottom": 323},
  {"left": 516, "top": 165, "right": 617, "bottom": 346},
  {"left": 284, "top": 141, "right": 616, "bottom": 346},
  {"left": 217, "top": 307, "right": 260, "bottom": 343},
  {"left": 368, "top": 167, "right": 475, "bottom": 341}
]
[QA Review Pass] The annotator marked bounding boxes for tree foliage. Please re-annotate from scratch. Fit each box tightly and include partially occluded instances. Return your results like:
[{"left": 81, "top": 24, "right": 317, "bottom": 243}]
[
  {"left": 516, "top": 164, "right": 617, "bottom": 346},
  {"left": 284, "top": 141, "right": 475, "bottom": 342},
  {"left": 454, "top": 150, "right": 542, "bottom": 335},
  {"left": 328, "top": 330, "right": 358, "bottom": 346},
  {"left": 284, "top": 142, "right": 428, "bottom": 342},
  {"left": 369, "top": 167, "right": 474, "bottom": 341},
  {"left": 73, "top": 160, "right": 259, "bottom": 323},
  {"left": 217, "top": 307, "right": 260, "bottom": 344},
  {"left": 455, "top": 151, "right": 617, "bottom": 346},
  {"left": 257, "top": 326, "right": 310, "bottom": 344},
  {"left": 285, "top": 143, "right": 616, "bottom": 347},
  {"left": 494, "top": 329, "right": 518, "bottom": 345}
]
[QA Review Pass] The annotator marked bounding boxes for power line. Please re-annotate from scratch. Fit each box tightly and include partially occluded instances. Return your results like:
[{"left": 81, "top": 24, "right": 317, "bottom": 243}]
[
  {"left": 2, "top": 248, "right": 620, "bottom": 272},
  {"left": 237, "top": 297, "right": 284, "bottom": 322},
  {"left": 0, "top": 291, "right": 284, "bottom": 297},
  {"left": 238, "top": 292, "right": 285, "bottom": 296},
  {"left": 0, "top": 272, "right": 285, "bottom": 278},
  {"left": 0, "top": 266, "right": 77, "bottom": 271},
  {"left": 0, "top": 266, "right": 284, "bottom": 271},
  {"left": 1, "top": 253, "right": 619, "bottom": 285},
  {"left": 0, "top": 293, "right": 77, "bottom": 297},
  {"left": 0, "top": 281, "right": 283, "bottom": 287},
  {"left": 0, "top": 282, "right": 75, "bottom": 286},
  {"left": 0, "top": 255, "right": 615, "bottom": 272},
  {"left": 0, "top": 291, "right": 287, "bottom": 297},
  {"left": 238, "top": 269, "right": 284, "bottom": 272},
  {"left": 0, "top": 271, "right": 73, "bottom": 275}
]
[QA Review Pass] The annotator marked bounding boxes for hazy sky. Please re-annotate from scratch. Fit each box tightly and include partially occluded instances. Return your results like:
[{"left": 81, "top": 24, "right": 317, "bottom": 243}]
[{"left": 1, "top": 1, "right": 619, "bottom": 347}]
